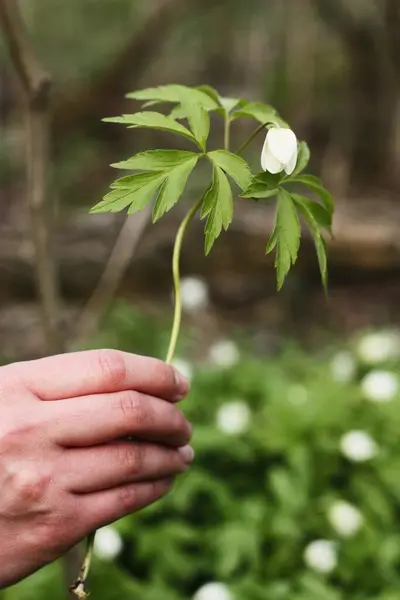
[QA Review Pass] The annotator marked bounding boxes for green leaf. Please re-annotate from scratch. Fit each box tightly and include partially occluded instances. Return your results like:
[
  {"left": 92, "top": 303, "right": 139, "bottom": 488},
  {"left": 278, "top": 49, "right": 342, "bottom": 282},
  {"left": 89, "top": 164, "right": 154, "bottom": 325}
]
[
  {"left": 111, "top": 150, "right": 198, "bottom": 171},
  {"left": 291, "top": 141, "right": 310, "bottom": 177},
  {"left": 201, "top": 166, "right": 234, "bottom": 254},
  {"left": 110, "top": 171, "right": 163, "bottom": 189},
  {"left": 290, "top": 193, "right": 332, "bottom": 233},
  {"left": 181, "top": 101, "right": 210, "bottom": 150},
  {"left": 232, "top": 101, "right": 282, "bottom": 126},
  {"left": 152, "top": 156, "right": 198, "bottom": 222},
  {"left": 267, "top": 189, "right": 301, "bottom": 290},
  {"left": 241, "top": 171, "right": 282, "bottom": 199},
  {"left": 220, "top": 97, "right": 242, "bottom": 113},
  {"left": 196, "top": 85, "right": 221, "bottom": 106},
  {"left": 292, "top": 193, "right": 328, "bottom": 289},
  {"left": 126, "top": 84, "right": 219, "bottom": 110},
  {"left": 103, "top": 112, "right": 198, "bottom": 146},
  {"left": 287, "top": 174, "right": 334, "bottom": 215},
  {"left": 90, "top": 172, "right": 165, "bottom": 214},
  {"left": 207, "top": 150, "right": 252, "bottom": 191},
  {"left": 168, "top": 104, "right": 188, "bottom": 120}
]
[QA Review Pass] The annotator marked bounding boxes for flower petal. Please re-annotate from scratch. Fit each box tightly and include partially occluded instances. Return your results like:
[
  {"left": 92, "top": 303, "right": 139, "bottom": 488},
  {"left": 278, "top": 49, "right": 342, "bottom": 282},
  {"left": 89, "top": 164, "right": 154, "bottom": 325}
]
[
  {"left": 267, "top": 127, "right": 297, "bottom": 164},
  {"left": 261, "top": 137, "right": 283, "bottom": 173},
  {"left": 284, "top": 147, "right": 298, "bottom": 175}
]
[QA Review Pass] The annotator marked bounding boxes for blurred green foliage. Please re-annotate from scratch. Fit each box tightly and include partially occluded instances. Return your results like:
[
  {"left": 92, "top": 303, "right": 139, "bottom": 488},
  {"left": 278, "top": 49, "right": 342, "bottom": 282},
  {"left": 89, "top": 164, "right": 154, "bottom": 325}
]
[{"left": 4, "top": 304, "right": 400, "bottom": 600}]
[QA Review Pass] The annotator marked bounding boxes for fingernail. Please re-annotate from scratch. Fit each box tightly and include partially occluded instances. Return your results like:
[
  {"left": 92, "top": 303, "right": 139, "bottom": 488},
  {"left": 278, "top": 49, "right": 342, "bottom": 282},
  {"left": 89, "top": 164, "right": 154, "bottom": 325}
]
[
  {"left": 178, "top": 444, "right": 195, "bottom": 464},
  {"left": 173, "top": 368, "right": 190, "bottom": 399}
]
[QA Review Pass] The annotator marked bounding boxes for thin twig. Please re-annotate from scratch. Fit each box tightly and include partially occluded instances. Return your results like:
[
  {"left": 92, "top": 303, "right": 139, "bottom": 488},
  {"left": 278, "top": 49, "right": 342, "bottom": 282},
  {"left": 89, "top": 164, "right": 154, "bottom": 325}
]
[
  {"left": 69, "top": 207, "right": 151, "bottom": 347},
  {"left": 0, "top": 0, "right": 62, "bottom": 354}
]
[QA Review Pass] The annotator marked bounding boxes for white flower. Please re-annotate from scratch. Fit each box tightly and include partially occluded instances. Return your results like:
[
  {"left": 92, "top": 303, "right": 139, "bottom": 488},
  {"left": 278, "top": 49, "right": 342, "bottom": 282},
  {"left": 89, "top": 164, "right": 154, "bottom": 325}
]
[
  {"left": 340, "top": 430, "right": 378, "bottom": 462},
  {"left": 216, "top": 401, "right": 250, "bottom": 435},
  {"left": 261, "top": 127, "right": 298, "bottom": 175},
  {"left": 208, "top": 340, "right": 240, "bottom": 368},
  {"left": 94, "top": 526, "right": 123, "bottom": 561},
  {"left": 193, "top": 582, "right": 232, "bottom": 600},
  {"left": 328, "top": 501, "right": 363, "bottom": 537},
  {"left": 172, "top": 358, "right": 194, "bottom": 382},
  {"left": 331, "top": 351, "right": 357, "bottom": 383},
  {"left": 287, "top": 384, "right": 308, "bottom": 406},
  {"left": 361, "top": 370, "right": 399, "bottom": 403},
  {"left": 356, "top": 330, "right": 400, "bottom": 365},
  {"left": 180, "top": 277, "right": 209, "bottom": 312},
  {"left": 304, "top": 539, "right": 337, "bottom": 574}
]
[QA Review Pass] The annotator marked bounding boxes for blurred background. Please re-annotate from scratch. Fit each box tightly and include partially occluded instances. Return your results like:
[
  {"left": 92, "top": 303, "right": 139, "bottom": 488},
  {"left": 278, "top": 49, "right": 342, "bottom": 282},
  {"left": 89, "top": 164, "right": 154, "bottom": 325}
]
[{"left": 1, "top": 1, "right": 400, "bottom": 599}]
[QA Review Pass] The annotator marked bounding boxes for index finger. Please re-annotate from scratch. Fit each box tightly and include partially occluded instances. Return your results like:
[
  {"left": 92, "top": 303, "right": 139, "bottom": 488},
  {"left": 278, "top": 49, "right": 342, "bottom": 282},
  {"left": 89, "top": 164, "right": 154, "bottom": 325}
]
[{"left": 8, "top": 349, "right": 189, "bottom": 401}]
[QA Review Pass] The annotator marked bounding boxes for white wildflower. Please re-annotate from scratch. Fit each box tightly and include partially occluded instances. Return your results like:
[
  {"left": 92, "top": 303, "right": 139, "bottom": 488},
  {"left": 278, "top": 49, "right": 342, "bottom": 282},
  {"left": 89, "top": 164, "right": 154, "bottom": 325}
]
[
  {"left": 193, "top": 583, "right": 232, "bottom": 600},
  {"left": 180, "top": 277, "right": 209, "bottom": 312},
  {"left": 361, "top": 370, "right": 399, "bottom": 403},
  {"left": 209, "top": 340, "right": 240, "bottom": 368},
  {"left": 94, "top": 526, "right": 123, "bottom": 561},
  {"left": 356, "top": 330, "right": 400, "bottom": 365},
  {"left": 328, "top": 501, "right": 363, "bottom": 537},
  {"left": 340, "top": 430, "right": 378, "bottom": 462},
  {"left": 261, "top": 127, "right": 298, "bottom": 175},
  {"left": 304, "top": 539, "right": 337, "bottom": 574},
  {"left": 331, "top": 351, "right": 356, "bottom": 383},
  {"left": 172, "top": 358, "right": 194, "bottom": 382},
  {"left": 216, "top": 401, "right": 250, "bottom": 435}
]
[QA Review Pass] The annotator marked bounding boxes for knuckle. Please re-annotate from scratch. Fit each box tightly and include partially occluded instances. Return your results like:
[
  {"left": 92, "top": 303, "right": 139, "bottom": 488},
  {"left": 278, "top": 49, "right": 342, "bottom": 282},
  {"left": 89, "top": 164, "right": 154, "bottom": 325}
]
[
  {"left": 117, "top": 443, "right": 144, "bottom": 476},
  {"left": 11, "top": 466, "right": 51, "bottom": 507},
  {"left": 117, "top": 484, "right": 138, "bottom": 511},
  {"left": 117, "top": 391, "right": 146, "bottom": 427},
  {"left": 97, "top": 349, "right": 127, "bottom": 389}
]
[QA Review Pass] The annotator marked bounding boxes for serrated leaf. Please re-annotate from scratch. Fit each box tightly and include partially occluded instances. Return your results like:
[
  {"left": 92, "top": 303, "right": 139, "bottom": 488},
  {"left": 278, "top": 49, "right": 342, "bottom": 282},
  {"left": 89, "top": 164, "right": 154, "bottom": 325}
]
[
  {"left": 287, "top": 174, "right": 334, "bottom": 215},
  {"left": 196, "top": 85, "right": 221, "bottom": 105},
  {"left": 201, "top": 166, "right": 233, "bottom": 254},
  {"left": 268, "top": 189, "right": 301, "bottom": 290},
  {"left": 103, "top": 112, "right": 198, "bottom": 146},
  {"left": 126, "top": 177, "right": 166, "bottom": 215},
  {"left": 126, "top": 84, "right": 218, "bottom": 110},
  {"left": 232, "top": 101, "right": 283, "bottom": 126},
  {"left": 241, "top": 171, "right": 282, "bottom": 199},
  {"left": 207, "top": 150, "right": 252, "bottom": 191},
  {"left": 181, "top": 101, "right": 210, "bottom": 151},
  {"left": 291, "top": 141, "right": 310, "bottom": 177},
  {"left": 220, "top": 97, "right": 242, "bottom": 113},
  {"left": 292, "top": 193, "right": 328, "bottom": 289},
  {"left": 168, "top": 104, "right": 187, "bottom": 120},
  {"left": 110, "top": 171, "right": 164, "bottom": 189},
  {"left": 90, "top": 172, "right": 165, "bottom": 214},
  {"left": 111, "top": 150, "right": 198, "bottom": 171},
  {"left": 152, "top": 157, "right": 198, "bottom": 222},
  {"left": 290, "top": 193, "right": 332, "bottom": 233}
]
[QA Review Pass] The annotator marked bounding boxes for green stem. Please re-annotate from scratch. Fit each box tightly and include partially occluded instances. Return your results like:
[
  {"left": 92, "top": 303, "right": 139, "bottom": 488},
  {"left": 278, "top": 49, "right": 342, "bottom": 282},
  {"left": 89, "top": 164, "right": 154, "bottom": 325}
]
[
  {"left": 71, "top": 198, "right": 202, "bottom": 599},
  {"left": 236, "top": 120, "right": 270, "bottom": 156},
  {"left": 165, "top": 197, "right": 203, "bottom": 364},
  {"left": 69, "top": 532, "right": 95, "bottom": 600},
  {"left": 224, "top": 112, "right": 231, "bottom": 151}
]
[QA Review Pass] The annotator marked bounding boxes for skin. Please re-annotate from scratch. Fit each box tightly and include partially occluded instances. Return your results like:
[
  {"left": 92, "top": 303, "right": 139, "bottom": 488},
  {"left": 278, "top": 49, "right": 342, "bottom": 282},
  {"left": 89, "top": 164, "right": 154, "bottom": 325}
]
[{"left": 0, "top": 349, "right": 193, "bottom": 588}]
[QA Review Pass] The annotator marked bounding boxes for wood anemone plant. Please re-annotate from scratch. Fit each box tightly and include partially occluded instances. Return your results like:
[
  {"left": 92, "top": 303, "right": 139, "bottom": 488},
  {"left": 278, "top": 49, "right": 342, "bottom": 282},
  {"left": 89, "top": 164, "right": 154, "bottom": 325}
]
[{"left": 70, "top": 83, "right": 334, "bottom": 599}]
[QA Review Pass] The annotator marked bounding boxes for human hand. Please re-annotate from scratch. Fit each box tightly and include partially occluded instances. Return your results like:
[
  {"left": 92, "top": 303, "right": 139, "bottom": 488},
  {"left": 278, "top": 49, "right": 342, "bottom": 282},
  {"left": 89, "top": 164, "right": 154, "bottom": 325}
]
[{"left": 0, "top": 349, "right": 192, "bottom": 588}]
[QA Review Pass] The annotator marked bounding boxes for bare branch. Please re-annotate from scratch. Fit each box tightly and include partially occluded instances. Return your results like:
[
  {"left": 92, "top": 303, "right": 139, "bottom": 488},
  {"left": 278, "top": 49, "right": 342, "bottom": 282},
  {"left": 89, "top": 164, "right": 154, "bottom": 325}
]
[
  {"left": 0, "top": 0, "right": 62, "bottom": 354},
  {"left": 69, "top": 208, "right": 151, "bottom": 346}
]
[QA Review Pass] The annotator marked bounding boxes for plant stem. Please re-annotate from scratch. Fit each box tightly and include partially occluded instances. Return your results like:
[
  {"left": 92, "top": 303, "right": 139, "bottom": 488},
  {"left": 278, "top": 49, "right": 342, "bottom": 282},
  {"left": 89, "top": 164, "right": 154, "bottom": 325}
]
[
  {"left": 69, "top": 532, "right": 95, "bottom": 600},
  {"left": 224, "top": 112, "right": 231, "bottom": 151},
  {"left": 236, "top": 121, "right": 270, "bottom": 156},
  {"left": 71, "top": 197, "right": 202, "bottom": 599},
  {"left": 165, "top": 197, "right": 203, "bottom": 364}
]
